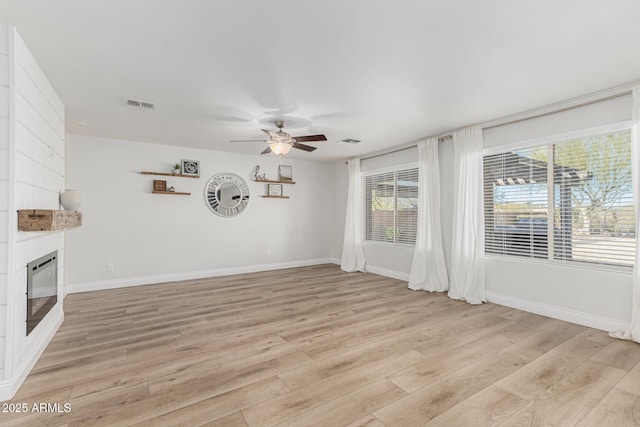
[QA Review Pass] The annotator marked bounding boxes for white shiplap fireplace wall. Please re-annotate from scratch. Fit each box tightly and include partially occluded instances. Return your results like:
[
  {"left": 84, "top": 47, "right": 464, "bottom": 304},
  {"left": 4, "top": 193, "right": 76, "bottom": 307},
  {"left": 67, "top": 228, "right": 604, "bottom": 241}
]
[
  {"left": 0, "top": 23, "right": 10, "bottom": 384},
  {"left": 0, "top": 24, "right": 66, "bottom": 401}
]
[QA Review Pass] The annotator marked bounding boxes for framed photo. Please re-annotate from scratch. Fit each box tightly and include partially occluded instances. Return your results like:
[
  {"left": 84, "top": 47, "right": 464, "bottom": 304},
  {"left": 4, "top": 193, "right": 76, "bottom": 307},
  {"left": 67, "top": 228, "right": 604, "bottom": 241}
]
[
  {"left": 278, "top": 165, "right": 293, "bottom": 182},
  {"left": 181, "top": 159, "right": 200, "bottom": 176},
  {"left": 268, "top": 184, "right": 283, "bottom": 197},
  {"left": 153, "top": 179, "right": 167, "bottom": 192}
]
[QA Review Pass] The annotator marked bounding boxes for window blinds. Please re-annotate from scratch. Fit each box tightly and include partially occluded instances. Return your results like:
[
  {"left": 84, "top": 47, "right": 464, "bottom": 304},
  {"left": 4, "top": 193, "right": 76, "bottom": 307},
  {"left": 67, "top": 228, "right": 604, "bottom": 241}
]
[
  {"left": 395, "top": 168, "right": 419, "bottom": 245},
  {"left": 484, "top": 147, "right": 550, "bottom": 259},
  {"left": 364, "top": 168, "right": 418, "bottom": 245},
  {"left": 553, "top": 132, "right": 634, "bottom": 266},
  {"left": 484, "top": 130, "right": 635, "bottom": 267},
  {"left": 365, "top": 172, "right": 395, "bottom": 243}
]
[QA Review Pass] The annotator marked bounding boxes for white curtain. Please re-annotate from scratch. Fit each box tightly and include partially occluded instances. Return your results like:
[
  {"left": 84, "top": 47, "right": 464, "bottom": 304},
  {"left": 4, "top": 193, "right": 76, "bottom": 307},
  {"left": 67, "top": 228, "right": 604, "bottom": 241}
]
[
  {"left": 341, "top": 159, "right": 366, "bottom": 272},
  {"left": 408, "top": 138, "right": 449, "bottom": 292},
  {"left": 612, "top": 86, "right": 640, "bottom": 343},
  {"left": 449, "top": 127, "right": 486, "bottom": 304}
]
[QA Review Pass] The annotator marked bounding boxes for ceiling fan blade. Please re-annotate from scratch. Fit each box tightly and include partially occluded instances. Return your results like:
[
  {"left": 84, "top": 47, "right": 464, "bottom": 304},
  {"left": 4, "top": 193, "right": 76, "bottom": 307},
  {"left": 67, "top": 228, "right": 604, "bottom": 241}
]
[
  {"left": 262, "top": 129, "right": 279, "bottom": 139},
  {"left": 261, "top": 146, "right": 272, "bottom": 154},
  {"left": 293, "top": 142, "right": 317, "bottom": 152},
  {"left": 292, "top": 134, "right": 327, "bottom": 142},
  {"left": 230, "top": 139, "right": 267, "bottom": 142}
]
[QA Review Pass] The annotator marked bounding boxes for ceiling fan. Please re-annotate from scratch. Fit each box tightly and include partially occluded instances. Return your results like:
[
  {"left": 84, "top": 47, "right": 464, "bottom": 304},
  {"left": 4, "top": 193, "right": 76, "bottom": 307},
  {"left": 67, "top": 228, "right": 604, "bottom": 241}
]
[{"left": 231, "top": 120, "right": 327, "bottom": 156}]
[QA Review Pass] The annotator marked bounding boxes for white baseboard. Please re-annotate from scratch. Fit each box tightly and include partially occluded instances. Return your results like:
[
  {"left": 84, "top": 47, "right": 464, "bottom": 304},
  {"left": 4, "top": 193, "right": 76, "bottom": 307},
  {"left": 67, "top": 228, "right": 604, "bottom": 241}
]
[
  {"left": 486, "top": 291, "right": 629, "bottom": 333},
  {"left": 365, "top": 265, "right": 410, "bottom": 282},
  {"left": 66, "top": 258, "right": 335, "bottom": 294},
  {"left": 0, "top": 304, "right": 63, "bottom": 402}
]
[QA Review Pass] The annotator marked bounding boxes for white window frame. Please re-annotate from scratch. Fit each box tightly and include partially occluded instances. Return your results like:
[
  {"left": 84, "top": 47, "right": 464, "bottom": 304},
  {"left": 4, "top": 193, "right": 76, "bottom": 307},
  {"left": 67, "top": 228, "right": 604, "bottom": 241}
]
[
  {"left": 362, "top": 162, "right": 419, "bottom": 247},
  {"left": 483, "top": 121, "right": 634, "bottom": 273}
]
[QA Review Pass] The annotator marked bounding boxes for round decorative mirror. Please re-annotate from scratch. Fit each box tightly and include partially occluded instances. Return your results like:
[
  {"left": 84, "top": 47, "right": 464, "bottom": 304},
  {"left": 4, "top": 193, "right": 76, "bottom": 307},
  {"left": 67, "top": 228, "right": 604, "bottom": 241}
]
[{"left": 205, "top": 173, "right": 250, "bottom": 217}]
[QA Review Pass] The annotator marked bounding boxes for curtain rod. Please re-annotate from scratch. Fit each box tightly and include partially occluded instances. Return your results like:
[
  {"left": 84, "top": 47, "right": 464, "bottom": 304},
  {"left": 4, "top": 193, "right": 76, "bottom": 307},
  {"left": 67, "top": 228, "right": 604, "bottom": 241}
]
[
  {"left": 482, "top": 90, "right": 631, "bottom": 130},
  {"left": 352, "top": 134, "right": 452, "bottom": 163}
]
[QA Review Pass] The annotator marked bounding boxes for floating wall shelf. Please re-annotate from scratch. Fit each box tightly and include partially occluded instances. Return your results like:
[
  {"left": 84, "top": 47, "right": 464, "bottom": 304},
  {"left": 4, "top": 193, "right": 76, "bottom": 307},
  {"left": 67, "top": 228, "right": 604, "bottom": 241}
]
[
  {"left": 142, "top": 170, "right": 196, "bottom": 195},
  {"left": 255, "top": 179, "right": 295, "bottom": 184},
  {"left": 141, "top": 171, "right": 199, "bottom": 179},
  {"left": 152, "top": 191, "right": 191, "bottom": 196},
  {"left": 256, "top": 179, "right": 295, "bottom": 198}
]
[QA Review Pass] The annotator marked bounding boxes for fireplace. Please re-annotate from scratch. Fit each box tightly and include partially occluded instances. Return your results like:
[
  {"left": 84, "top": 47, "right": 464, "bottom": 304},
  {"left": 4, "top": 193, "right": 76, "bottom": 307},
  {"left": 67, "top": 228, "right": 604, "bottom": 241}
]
[{"left": 26, "top": 251, "right": 58, "bottom": 335}]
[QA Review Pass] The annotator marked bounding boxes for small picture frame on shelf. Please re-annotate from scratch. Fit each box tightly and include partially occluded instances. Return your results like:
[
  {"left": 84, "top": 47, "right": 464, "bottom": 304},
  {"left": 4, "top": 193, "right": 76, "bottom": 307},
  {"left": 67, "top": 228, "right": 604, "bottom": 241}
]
[
  {"left": 268, "top": 184, "right": 283, "bottom": 197},
  {"left": 181, "top": 159, "right": 200, "bottom": 177},
  {"left": 278, "top": 165, "right": 292, "bottom": 182},
  {"left": 153, "top": 180, "right": 167, "bottom": 192}
]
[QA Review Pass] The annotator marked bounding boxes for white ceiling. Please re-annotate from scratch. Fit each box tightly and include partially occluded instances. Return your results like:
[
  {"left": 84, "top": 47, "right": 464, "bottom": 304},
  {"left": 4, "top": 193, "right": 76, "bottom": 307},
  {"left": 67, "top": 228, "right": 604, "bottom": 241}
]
[{"left": 1, "top": 0, "right": 640, "bottom": 161}]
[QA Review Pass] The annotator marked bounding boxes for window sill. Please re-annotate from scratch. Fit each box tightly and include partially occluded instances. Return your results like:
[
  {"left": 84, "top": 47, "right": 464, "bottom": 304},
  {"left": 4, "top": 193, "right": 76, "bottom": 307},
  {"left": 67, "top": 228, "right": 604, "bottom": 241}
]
[{"left": 363, "top": 240, "right": 415, "bottom": 249}]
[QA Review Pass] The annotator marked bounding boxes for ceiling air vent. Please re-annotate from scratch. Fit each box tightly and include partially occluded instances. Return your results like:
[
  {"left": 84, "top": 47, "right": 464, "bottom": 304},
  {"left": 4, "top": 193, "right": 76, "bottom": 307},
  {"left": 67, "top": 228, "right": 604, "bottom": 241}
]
[
  {"left": 124, "top": 98, "right": 155, "bottom": 111},
  {"left": 341, "top": 138, "right": 361, "bottom": 144}
]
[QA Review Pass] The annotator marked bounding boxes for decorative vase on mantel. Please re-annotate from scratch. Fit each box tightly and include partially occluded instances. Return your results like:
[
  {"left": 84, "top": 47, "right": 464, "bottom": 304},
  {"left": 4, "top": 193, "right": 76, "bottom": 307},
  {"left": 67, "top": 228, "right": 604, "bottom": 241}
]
[{"left": 60, "top": 189, "right": 81, "bottom": 211}]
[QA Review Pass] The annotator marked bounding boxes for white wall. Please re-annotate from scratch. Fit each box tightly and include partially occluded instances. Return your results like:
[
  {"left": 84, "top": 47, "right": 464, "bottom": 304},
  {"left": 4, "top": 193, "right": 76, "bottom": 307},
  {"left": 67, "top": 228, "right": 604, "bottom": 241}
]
[
  {"left": 0, "top": 25, "right": 65, "bottom": 401},
  {"left": 65, "top": 135, "right": 337, "bottom": 292},
  {"left": 0, "top": 23, "right": 10, "bottom": 382},
  {"left": 485, "top": 258, "right": 631, "bottom": 329},
  {"left": 329, "top": 162, "right": 347, "bottom": 261},
  {"left": 483, "top": 95, "right": 633, "bottom": 148}
]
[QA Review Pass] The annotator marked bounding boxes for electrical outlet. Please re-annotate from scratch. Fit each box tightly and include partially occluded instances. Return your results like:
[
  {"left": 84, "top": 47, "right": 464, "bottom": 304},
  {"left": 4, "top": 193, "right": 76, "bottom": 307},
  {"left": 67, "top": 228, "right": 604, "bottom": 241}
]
[{"left": 107, "top": 263, "right": 114, "bottom": 272}]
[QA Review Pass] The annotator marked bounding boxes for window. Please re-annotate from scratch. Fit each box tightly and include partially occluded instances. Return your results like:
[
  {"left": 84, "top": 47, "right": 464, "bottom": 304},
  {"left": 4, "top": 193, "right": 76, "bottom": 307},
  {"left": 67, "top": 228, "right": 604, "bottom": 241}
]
[
  {"left": 364, "top": 167, "right": 418, "bottom": 244},
  {"left": 484, "top": 147, "right": 550, "bottom": 259},
  {"left": 484, "top": 129, "right": 635, "bottom": 267}
]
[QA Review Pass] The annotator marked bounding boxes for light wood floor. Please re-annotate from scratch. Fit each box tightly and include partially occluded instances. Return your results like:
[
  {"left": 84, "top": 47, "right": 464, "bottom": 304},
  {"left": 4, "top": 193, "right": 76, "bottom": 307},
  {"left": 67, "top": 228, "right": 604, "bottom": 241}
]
[{"left": 2, "top": 264, "right": 640, "bottom": 426}]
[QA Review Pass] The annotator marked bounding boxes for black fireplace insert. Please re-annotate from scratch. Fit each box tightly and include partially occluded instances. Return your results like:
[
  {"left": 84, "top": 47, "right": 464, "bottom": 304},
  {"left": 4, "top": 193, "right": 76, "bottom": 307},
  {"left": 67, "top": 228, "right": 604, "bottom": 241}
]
[{"left": 26, "top": 251, "right": 58, "bottom": 335}]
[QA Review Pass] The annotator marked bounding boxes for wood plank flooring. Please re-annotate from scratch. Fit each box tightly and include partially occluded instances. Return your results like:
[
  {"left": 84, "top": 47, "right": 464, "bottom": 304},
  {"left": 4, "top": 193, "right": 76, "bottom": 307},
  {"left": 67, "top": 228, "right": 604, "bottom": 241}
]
[{"left": 1, "top": 264, "right": 639, "bottom": 426}]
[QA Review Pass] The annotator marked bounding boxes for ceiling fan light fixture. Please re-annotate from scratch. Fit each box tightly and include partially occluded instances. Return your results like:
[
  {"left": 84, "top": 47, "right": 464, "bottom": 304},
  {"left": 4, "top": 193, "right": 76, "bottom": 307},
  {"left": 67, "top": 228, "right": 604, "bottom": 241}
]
[
  {"left": 269, "top": 141, "right": 293, "bottom": 156},
  {"left": 232, "top": 120, "right": 327, "bottom": 155}
]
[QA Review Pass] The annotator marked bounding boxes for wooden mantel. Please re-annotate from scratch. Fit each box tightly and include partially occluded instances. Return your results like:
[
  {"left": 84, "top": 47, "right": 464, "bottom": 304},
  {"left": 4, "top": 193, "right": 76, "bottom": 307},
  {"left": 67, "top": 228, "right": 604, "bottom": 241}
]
[{"left": 18, "top": 210, "right": 83, "bottom": 231}]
